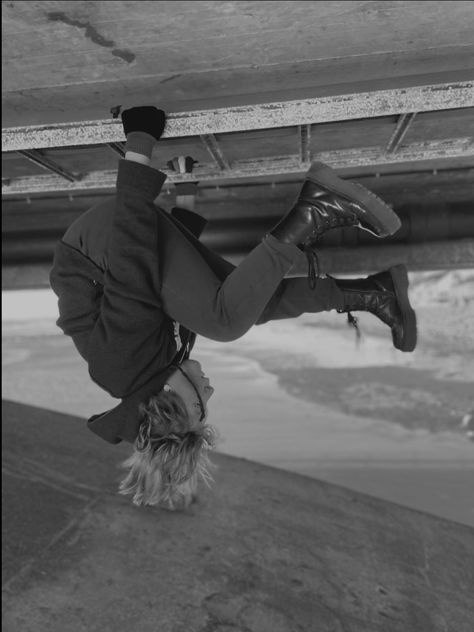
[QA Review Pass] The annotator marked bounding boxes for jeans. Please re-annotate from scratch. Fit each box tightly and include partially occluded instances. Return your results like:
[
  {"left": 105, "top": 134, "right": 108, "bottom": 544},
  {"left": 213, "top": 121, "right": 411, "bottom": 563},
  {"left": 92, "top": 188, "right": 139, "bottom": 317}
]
[{"left": 158, "top": 214, "right": 344, "bottom": 342}]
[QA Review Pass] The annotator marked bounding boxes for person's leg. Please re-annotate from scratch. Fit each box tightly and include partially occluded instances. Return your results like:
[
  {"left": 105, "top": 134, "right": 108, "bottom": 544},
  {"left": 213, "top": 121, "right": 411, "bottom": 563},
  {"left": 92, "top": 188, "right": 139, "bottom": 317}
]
[
  {"left": 160, "top": 219, "right": 343, "bottom": 325},
  {"left": 160, "top": 219, "right": 416, "bottom": 352},
  {"left": 157, "top": 154, "right": 322, "bottom": 339},
  {"left": 256, "top": 268, "right": 417, "bottom": 353},
  {"left": 166, "top": 162, "right": 344, "bottom": 328},
  {"left": 158, "top": 211, "right": 309, "bottom": 342},
  {"left": 256, "top": 275, "right": 344, "bottom": 324}
]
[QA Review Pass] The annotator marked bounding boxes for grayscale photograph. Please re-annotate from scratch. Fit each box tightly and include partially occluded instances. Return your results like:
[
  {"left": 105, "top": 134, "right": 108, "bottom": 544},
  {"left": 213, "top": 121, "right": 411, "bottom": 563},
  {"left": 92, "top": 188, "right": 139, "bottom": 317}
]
[{"left": 2, "top": 1, "right": 474, "bottom": 631}]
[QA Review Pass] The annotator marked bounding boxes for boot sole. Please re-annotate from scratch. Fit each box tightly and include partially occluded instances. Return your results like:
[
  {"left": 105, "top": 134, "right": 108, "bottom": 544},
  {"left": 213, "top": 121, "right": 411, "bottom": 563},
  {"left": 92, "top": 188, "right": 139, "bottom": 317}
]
[
  {"left": 305, "top": 162, "right": 401, "bottom": 237},
  {"left": 389, "top": 264, "right": 417, "bottom": 352}
]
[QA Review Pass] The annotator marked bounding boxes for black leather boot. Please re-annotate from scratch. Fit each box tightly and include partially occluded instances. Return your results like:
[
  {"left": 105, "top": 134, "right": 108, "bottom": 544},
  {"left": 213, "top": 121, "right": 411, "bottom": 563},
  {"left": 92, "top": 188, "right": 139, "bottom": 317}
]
[
  {"left": 334, "top": 264, "right": 417, "bottom": 352},
  {"left": 269, "top": 161, "right": 401, "bottom": 246}
]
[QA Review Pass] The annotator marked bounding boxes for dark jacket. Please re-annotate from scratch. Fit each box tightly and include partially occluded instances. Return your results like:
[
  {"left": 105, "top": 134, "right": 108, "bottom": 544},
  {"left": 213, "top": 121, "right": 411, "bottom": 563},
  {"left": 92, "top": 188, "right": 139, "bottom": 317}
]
[{"left": 49, "top": 160, "right": 228, "bottom": 445}]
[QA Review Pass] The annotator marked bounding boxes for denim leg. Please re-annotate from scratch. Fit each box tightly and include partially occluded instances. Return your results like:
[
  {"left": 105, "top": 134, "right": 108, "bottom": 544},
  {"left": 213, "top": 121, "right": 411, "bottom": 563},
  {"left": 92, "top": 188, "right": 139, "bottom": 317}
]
[
  {"left": 160, "top": 227, "right": 309, "bottom": 342},
  {"left": 256, "top": 276, "right": 344, "bottom": 324}
]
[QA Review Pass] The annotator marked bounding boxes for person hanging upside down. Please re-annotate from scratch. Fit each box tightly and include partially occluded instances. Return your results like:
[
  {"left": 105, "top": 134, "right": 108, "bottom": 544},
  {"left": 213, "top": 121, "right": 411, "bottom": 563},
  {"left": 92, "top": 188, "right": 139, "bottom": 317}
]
[{"left": 49, "top": 107, "right": 417, "bottom": 511}]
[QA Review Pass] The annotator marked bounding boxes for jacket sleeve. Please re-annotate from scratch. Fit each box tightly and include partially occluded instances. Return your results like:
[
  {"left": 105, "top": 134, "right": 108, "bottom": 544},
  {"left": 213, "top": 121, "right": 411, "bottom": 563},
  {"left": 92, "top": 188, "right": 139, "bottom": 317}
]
[
  {"left": 49, "top": 242, "right": 104, "bottom": 362},
  {"left": 85, "top": 160, "right": 174, "bottom": 397}
]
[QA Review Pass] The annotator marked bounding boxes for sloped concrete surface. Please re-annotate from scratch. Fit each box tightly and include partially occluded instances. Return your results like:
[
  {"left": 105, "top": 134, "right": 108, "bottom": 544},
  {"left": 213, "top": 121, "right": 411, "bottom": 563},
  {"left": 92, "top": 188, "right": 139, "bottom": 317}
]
[{"left": 2, "top": 399, "right": 474, "bottom": 632}]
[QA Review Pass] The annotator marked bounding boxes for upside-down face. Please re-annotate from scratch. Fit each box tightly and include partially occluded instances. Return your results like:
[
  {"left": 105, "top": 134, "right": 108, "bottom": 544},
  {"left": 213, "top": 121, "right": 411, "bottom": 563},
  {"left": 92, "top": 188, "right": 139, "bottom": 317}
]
[{"left": 164, "top": 358, "right": 215, "bottom": 429}]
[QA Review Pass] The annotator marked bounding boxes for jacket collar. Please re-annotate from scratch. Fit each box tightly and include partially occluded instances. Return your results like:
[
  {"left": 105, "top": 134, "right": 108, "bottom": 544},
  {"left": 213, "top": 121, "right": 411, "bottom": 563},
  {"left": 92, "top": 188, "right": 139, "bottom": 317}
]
[
  {"left": 88, "top": 326, "right": 196, "bottom": 444},
  {"left": 87, "top": 365, "right": 178, "bottom": 444}
]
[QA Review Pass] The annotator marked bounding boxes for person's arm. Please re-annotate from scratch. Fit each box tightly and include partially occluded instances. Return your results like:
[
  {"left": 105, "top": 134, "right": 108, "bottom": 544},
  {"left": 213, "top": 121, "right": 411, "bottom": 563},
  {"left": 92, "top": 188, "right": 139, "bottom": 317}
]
[
  {"left": 50, "top": 240, "right": 104, "bottom": 361},
  {"left": 86, "top": 159, "right": 173, "bottom": 398}
]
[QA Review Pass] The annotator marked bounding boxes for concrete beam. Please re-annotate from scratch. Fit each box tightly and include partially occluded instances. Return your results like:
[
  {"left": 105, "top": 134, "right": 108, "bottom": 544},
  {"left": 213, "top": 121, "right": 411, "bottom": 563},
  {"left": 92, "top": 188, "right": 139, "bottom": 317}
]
[
  {"left": 3, "top": 138, "right": 473, "bottom": 196},
  {"left": 2, "top": 82, "right": 473, "bottom": 152}
]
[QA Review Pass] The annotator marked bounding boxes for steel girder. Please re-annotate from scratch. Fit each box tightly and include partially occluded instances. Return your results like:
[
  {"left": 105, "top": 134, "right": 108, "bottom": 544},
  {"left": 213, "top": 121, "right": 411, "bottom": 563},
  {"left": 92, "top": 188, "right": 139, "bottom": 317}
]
[{"left": 2, "top": 138, "right": 473, "bottom": 196}]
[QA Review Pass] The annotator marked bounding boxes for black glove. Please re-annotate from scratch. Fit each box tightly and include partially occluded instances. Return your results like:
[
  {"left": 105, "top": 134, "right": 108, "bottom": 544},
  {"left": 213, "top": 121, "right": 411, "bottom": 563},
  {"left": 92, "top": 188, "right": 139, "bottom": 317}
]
[{"left": 121, "top": 107, "right": 166, "bottom": 141}]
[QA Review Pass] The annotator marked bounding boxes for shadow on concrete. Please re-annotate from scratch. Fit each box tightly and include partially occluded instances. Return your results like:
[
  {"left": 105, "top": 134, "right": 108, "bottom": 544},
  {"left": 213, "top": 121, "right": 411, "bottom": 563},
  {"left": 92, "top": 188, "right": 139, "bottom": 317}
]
[{"left": 2, "top": 399, "right": 474, "bottom": 632}]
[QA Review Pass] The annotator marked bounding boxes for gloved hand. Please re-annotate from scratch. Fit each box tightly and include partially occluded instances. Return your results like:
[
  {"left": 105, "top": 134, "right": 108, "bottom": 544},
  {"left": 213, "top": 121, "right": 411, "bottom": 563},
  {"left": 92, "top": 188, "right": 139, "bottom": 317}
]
[{"left": 121, "top": 107, "right": 166, "bottom": 141}]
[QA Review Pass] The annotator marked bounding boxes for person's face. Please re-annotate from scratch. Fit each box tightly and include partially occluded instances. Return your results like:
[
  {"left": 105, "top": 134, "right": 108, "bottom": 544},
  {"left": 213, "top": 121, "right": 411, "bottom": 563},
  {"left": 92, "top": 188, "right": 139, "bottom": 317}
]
[{"left": 165, "top": 359, "right": 215, "bottom": 429}]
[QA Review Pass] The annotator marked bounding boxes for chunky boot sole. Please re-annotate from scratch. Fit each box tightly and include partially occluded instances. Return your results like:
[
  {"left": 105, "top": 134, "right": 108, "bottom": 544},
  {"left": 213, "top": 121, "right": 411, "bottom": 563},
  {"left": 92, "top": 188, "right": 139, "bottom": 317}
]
[
  {"left": 388, "top": 264, "right": 417, "bottom": 352},
  {"left": 305, "top": 162, "right": 401, "bottom": 237}
]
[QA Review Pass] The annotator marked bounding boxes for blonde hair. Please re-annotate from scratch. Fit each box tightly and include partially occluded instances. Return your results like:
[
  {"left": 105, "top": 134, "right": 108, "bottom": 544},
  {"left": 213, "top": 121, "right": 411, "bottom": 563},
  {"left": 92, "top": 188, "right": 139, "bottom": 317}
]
[{"left": 118, "top": 390, "right": 218, "bottom": 511}]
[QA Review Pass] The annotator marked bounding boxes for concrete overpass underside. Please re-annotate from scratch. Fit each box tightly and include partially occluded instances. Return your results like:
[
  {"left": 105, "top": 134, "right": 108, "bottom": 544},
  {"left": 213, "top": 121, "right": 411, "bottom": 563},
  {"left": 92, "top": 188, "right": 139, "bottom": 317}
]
[{"left": 2, "top": 0, "right": 474, "bottom": 288}]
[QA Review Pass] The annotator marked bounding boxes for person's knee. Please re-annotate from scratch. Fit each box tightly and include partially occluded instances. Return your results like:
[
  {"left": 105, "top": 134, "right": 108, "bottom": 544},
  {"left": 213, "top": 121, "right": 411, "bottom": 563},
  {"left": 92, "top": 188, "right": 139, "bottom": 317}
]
[
  {"left": 206, "top": 327, "right": 246, "bottom": 343},
  {"left": 203, "top": 317, "right": 249, "bottom": 343}
]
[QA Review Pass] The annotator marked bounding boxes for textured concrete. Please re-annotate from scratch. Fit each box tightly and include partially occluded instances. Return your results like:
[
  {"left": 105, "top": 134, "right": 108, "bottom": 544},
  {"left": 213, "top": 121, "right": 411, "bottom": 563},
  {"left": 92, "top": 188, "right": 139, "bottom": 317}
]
[
  {"left": 2, "top": 399, "right": 474, "bottom": 632},
  {"left": 3, "top": 1, "right": 474, "bottom": 127}
]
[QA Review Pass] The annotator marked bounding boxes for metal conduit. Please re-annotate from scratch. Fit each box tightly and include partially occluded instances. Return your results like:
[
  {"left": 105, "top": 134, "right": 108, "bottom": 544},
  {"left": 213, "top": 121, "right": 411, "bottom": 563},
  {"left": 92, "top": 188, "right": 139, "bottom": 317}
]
[{"left": 4, "top": 207, "right": 474, "bottom": 264}]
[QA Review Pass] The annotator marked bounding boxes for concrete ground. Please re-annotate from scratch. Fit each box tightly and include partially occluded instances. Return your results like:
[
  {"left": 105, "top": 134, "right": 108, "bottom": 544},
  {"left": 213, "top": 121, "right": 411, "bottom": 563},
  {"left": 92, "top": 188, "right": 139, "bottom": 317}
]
[{"left": 3, "top": 399, "right": 474, "bottom": 632}]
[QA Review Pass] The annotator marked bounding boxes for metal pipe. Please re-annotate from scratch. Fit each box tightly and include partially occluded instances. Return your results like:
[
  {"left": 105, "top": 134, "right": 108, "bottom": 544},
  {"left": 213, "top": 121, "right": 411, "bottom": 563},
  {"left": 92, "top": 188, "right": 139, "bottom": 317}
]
[
  {"left": 200, "top": 134, "right": 230, "bottom": 170},
  {"left": 386, "top": 113, "right": 417, "bottom": 154},
  {"left": 4, "top": 207, "right": 473, "bottom": 263},
  {"left": 3, "top": 138, "right": 473, "bottom": 196},
  {"left": 17, "top": 149, "right": 80, "bottom": 182},
  {"left": 4, "top": 240, "right": 474, "bottom": 288}
]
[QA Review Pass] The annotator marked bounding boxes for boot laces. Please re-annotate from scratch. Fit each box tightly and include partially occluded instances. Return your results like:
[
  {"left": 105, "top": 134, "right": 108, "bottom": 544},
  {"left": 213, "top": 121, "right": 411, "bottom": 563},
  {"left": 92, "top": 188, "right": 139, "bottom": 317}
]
[
  {"left": 336, "top": 303, "right": 362, "bottom": 344},
  {"left": 331, "top": 210, "right": 358, "bottom": 229},
  {"left": 303, "top": 246, "right": 320, "bottom": 290},
  {"left": 303, "top": 238, "right": 362, "bottom": 345},
  {"left": 303, "top": 247, "right": 362, "bottom": 346},
  {"left": 307, "top": 205, "right": 358, "bottom": 235},
  {"left": 302, "top": 205, "right": 358, "bottom": 291},
  {"left": 346, "top": 311, "right": 362, "bottom": 343}
]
